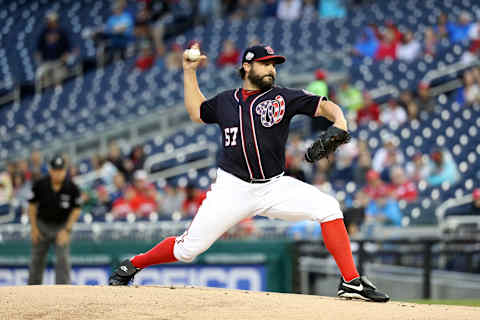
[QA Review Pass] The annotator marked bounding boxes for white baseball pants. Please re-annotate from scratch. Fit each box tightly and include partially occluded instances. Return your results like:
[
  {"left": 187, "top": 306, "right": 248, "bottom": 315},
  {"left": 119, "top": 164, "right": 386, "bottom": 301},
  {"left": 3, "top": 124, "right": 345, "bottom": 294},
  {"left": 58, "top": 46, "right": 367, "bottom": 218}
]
[{"left": 173, "top": 168, "right": 343, "bottom": 262}]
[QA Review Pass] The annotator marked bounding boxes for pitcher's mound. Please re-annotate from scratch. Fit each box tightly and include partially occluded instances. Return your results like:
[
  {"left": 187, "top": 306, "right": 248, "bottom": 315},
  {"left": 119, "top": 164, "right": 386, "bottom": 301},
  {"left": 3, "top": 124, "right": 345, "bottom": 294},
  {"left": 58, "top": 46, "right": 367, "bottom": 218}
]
[{"left": 1, "top": 286, "right": 479, "bottom": 320}]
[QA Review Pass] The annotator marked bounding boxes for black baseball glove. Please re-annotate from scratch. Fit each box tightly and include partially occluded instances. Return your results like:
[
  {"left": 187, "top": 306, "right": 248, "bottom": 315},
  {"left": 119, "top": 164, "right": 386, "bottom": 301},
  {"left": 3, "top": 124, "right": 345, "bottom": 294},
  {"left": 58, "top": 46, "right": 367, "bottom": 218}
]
[{"left": 305, "top": 126, "right": 351, "bottom": 162}]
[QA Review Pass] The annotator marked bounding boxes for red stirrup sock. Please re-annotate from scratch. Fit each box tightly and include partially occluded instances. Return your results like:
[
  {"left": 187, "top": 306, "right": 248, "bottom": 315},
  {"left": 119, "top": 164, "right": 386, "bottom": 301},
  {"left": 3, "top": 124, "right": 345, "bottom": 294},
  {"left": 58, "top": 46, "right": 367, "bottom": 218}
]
[
  {"left": 130, "top": 236, "right": 177, "bottom": 269},
  {"left": 320, "top": 218, "right": 360, "bottom": 282}
]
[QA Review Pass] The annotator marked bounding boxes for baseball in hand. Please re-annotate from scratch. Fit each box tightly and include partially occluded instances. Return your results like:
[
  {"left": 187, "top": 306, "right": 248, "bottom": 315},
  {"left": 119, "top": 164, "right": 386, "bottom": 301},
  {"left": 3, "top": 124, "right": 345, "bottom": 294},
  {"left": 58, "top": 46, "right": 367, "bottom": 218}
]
[{"left": 185, "top": 48, "right": 201, "bottom": 62}]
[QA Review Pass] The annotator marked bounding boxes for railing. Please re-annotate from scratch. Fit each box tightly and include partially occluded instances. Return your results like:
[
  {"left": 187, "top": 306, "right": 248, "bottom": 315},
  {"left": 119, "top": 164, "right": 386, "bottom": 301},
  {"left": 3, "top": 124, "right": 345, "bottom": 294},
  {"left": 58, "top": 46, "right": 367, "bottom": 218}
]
[{"left": 296, "top": 237, "right": 480, "bottom": 299}]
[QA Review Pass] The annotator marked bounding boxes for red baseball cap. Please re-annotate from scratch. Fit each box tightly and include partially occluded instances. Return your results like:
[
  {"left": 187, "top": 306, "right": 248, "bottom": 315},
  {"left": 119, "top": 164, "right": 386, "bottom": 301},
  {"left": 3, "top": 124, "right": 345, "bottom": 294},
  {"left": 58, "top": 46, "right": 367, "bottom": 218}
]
[
  {"left": 473, "top": 188, "right": 480, "bottom": 200},
  {"left": 315, "top": 69, "right": 327, "bottom": 80},
  {"left": 241, "top": 45, "right": 286, "bottom": 65}
]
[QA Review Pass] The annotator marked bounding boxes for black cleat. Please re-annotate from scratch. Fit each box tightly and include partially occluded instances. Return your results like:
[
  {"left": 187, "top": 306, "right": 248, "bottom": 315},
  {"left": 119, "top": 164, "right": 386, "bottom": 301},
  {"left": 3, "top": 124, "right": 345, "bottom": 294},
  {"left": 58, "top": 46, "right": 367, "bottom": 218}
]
[
  {"left": 337, "top": 276, "right": 390, "bottom": 302},
  {"left": 109, "top": 259, "right": 141, "bottom": 286}
]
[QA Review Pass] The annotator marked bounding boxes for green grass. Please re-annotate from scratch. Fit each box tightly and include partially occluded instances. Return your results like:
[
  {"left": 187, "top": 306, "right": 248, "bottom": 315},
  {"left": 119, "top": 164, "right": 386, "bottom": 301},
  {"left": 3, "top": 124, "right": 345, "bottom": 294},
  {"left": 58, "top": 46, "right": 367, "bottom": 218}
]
[{"left": 404, "top": 299, "right": 480, "bottom": 307}]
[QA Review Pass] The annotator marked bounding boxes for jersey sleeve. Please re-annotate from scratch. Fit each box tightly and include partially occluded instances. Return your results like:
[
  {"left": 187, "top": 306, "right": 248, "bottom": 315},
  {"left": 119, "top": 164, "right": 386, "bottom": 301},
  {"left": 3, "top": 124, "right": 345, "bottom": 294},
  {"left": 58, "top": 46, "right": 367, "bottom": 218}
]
[
  {"left": 200, "top": 95, "right": 220, "bottom": 124},
  {"left": 285, "top": 88, "right": 324, "bottom": 118}
]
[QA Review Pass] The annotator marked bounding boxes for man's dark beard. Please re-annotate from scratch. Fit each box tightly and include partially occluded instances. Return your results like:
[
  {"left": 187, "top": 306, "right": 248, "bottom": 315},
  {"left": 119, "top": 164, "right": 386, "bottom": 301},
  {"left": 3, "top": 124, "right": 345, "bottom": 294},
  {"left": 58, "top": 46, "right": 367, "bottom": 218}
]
[{"left": 247, "top": 68, "right": 275, "bottom": 91}]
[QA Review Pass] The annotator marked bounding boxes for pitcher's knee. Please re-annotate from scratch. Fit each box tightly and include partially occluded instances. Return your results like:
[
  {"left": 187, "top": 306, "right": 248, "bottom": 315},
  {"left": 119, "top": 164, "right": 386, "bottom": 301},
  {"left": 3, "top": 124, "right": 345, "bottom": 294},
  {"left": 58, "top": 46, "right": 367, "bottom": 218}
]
[
  {"left": 320, "top": 195, "right": 343, "bottom": 222},
  {"left": 173, "top": 241, "right": 209, "bottom": 263}
]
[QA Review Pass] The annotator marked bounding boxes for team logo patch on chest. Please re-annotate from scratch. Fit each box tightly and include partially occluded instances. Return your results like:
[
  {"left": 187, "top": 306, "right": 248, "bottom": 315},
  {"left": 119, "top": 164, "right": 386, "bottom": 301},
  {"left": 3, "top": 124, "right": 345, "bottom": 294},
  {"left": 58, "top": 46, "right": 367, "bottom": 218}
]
[{"left": 255, "top": 95, "right": 285, "bottom": 127}]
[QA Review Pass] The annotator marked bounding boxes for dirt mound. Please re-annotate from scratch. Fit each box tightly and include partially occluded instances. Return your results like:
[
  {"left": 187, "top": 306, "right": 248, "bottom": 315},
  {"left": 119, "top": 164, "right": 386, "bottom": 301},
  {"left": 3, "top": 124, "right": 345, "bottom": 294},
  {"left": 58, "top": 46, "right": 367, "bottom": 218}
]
[{"left": 1, "top": 286, "right": 479, "bottom": 320}]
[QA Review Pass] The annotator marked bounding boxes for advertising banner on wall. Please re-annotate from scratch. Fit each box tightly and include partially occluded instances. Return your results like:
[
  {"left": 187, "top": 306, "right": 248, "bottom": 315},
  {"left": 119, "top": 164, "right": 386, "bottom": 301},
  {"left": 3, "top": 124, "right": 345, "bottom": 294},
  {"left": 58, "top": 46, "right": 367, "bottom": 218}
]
[{"left": 0, "top": 264, "right": 266, "bottom": 291}]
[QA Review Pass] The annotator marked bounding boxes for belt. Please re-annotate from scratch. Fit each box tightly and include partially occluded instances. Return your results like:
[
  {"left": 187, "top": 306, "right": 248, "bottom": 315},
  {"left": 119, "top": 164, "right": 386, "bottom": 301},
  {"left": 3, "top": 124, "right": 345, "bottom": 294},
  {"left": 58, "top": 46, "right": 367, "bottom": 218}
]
[{"left": 237, "top": 172, "right": 285, "bottom": 184}]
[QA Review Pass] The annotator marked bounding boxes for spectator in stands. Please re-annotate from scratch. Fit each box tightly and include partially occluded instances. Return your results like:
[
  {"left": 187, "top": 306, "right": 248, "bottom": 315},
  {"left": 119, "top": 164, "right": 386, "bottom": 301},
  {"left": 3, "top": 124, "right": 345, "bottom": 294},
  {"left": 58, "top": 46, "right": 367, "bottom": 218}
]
[
  {"left": 306, "top": 69, "right": 328, "bottom": 97},
  {"left": 98, "top": 0, "right": 134, "bottom": 60},
  {"left": 30, "top": 151, "right": 47, "bottom": 182},
  {"left": 181, "top": 184, "right": 206, "bottom": 218},
  {"left": 386, "top": 21, "right": 404, "bottom": 43},
  {"left": 35, "top": 11, "right": 72, "bottom": 91},
  {"left": 398, "top": 90, "right": 413, "bottom": 109},
  {"left": 112, "top": 187, "right": 134, "bottom": 219},
  {"left": 405, "top": 100, "right": 419, "bottom": 121},
  {"left": 277, "top": 0, "right": 302, "bottom": 21},
  {"left": 365, "top": 188, "right": 403, "bottom": 227},
  {"left": 337, "top": 80, "right": 364, "bottom": 112},
  {"left": 107, "top": 143, "right": 126, "bottom": 175},
  {"left": 389, "top": 166, "right": 417, "bottom": 203},
  {"left": 314, "top": 157, "right": 334, "bottom": 181},
  {"left": 331, "top": 142, "right": 357, "bottom": 188},
  {"left": 12, "top": 172, "right": 32, "bottom": 215},
  {"left": 217, "top": 39, "right": 240, "bottom": 67},
  {"left": 375, "top": 28, "right": 398, "bottom": 60},
  {"left": 457, "top": 69, "right": 480, "bottom": 107},
  {"left": 111, "top": 172, "right": 127, "bottom": 202},
  {"left": 447, "top": 11, "right": 473, "bottom": 43},
  {"left": 82, "top": 185, "right": 113, "bottom": 218},
  {"left": 286, "top": 155, "right": 307, "bottom": 182},
  {"left": 414, "top": 82, "right": 435, "bottom": 113},
  {"left": 79, "top": 187, "right": 97, "bottom": 217},
  {"left": 129, "top": 170, "right": 158, "bottom": 217},
  {"left": 356, "top": 92, "right": 380, "bottom": 125},
  {"left": 95, "top": 185, "right": 114, "bottom": 216},
  {"left": 379, "top": 99, "right": 407, "bottom": 127},
  {"left": 343, "top": 190, "right": 368, "bottom": 236},
  {"left": 160, "top": 184, "right": 185, "bottom": 217},
  {"left": 396, "top": 30, "right": 421, "bottom": 62},
  {"left": 427, "top": 149, "right": 460, "bottom": 187},
  {"left": 444, "top": 188, "right": 480, "bottom": 217},
  {"left": 135, "top": 43, "right": 155, "bottom": 71},
  {"left": 134, "top": 3, "right": 154, "bottom": 50},
  {"left": 130, "top": 144, "right": 147, "bottom": 171},
  {"left": 98, "top": 156, "right": 119, "bottom": 187},
  {"left": 353, "top": 27, "right": 379, "bottom": 59},
  {"left": 406, "top": 152, "right": 429, "bottom": 182},
  {"left": 354, "top": 148, "right": 372, "bottom": 187},
  {"left": 372, "top": 135, "right": 405, "bottom": 179},
  {"left": 165, "top": 43, "right": 184, "bottom": 71},
  {"left": 423, "top": 27, "right": 438, "bottom": 57},
  {"left": 0, "top": 170, "right": 13, "bottom": 215},
  {"left": 362, "top": 169, "right": 391, "bottom": 200},
  {"left": 435, "top": 13, "right": 449, "bottom": 39},
  {"left": 313, "top": 172, "right": 334, "bottom": 195},
  {"left": 398, "top": 90, "right": 419, "bottom": 120},
  {"left": 466, "top": 22, "right": 480, "bottom": 62},
  {"left": 16, "top": 159, "right": 31, "bottom": 182}
]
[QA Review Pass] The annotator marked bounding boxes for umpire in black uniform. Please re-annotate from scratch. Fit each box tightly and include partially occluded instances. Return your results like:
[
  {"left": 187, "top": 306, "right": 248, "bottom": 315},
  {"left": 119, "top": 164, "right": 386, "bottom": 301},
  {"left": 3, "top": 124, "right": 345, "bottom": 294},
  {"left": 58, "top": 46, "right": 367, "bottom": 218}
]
[{"left": 27, "top": 155, "right": 81, "bottom": 284}]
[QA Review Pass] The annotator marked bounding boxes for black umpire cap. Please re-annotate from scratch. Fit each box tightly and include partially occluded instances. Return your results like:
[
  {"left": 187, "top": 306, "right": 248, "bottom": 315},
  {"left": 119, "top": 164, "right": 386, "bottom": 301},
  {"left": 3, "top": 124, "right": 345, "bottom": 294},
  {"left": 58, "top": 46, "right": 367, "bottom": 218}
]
[{"left": 49, "top": 154, "right": 66, "bottom": 170}]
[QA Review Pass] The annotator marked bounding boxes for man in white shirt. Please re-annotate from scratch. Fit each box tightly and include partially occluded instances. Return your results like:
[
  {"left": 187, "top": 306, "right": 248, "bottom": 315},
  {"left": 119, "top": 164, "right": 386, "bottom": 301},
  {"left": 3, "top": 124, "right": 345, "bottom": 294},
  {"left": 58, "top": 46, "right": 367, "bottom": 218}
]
[
  {"left": 380, "top": 99, "right": 407, "bottom": 126},
  {"left": 396, "top": 31, "right": 421, "bottom": 62}
]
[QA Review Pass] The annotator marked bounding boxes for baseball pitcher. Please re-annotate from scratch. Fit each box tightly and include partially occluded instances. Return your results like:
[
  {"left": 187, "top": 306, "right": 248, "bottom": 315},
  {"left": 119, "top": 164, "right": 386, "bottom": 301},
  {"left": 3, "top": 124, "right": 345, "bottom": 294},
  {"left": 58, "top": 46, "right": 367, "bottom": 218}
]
[{"left": 109, "top": 43, "right": 389, "bottom": 302}]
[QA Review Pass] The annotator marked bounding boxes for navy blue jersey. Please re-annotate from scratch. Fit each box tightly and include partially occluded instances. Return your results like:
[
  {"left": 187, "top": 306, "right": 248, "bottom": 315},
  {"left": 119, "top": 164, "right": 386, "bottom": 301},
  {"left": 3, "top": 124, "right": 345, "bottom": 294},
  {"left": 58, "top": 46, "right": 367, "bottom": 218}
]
[{"left": 200, "top": 87, "right": 333, "bottom": 181}]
